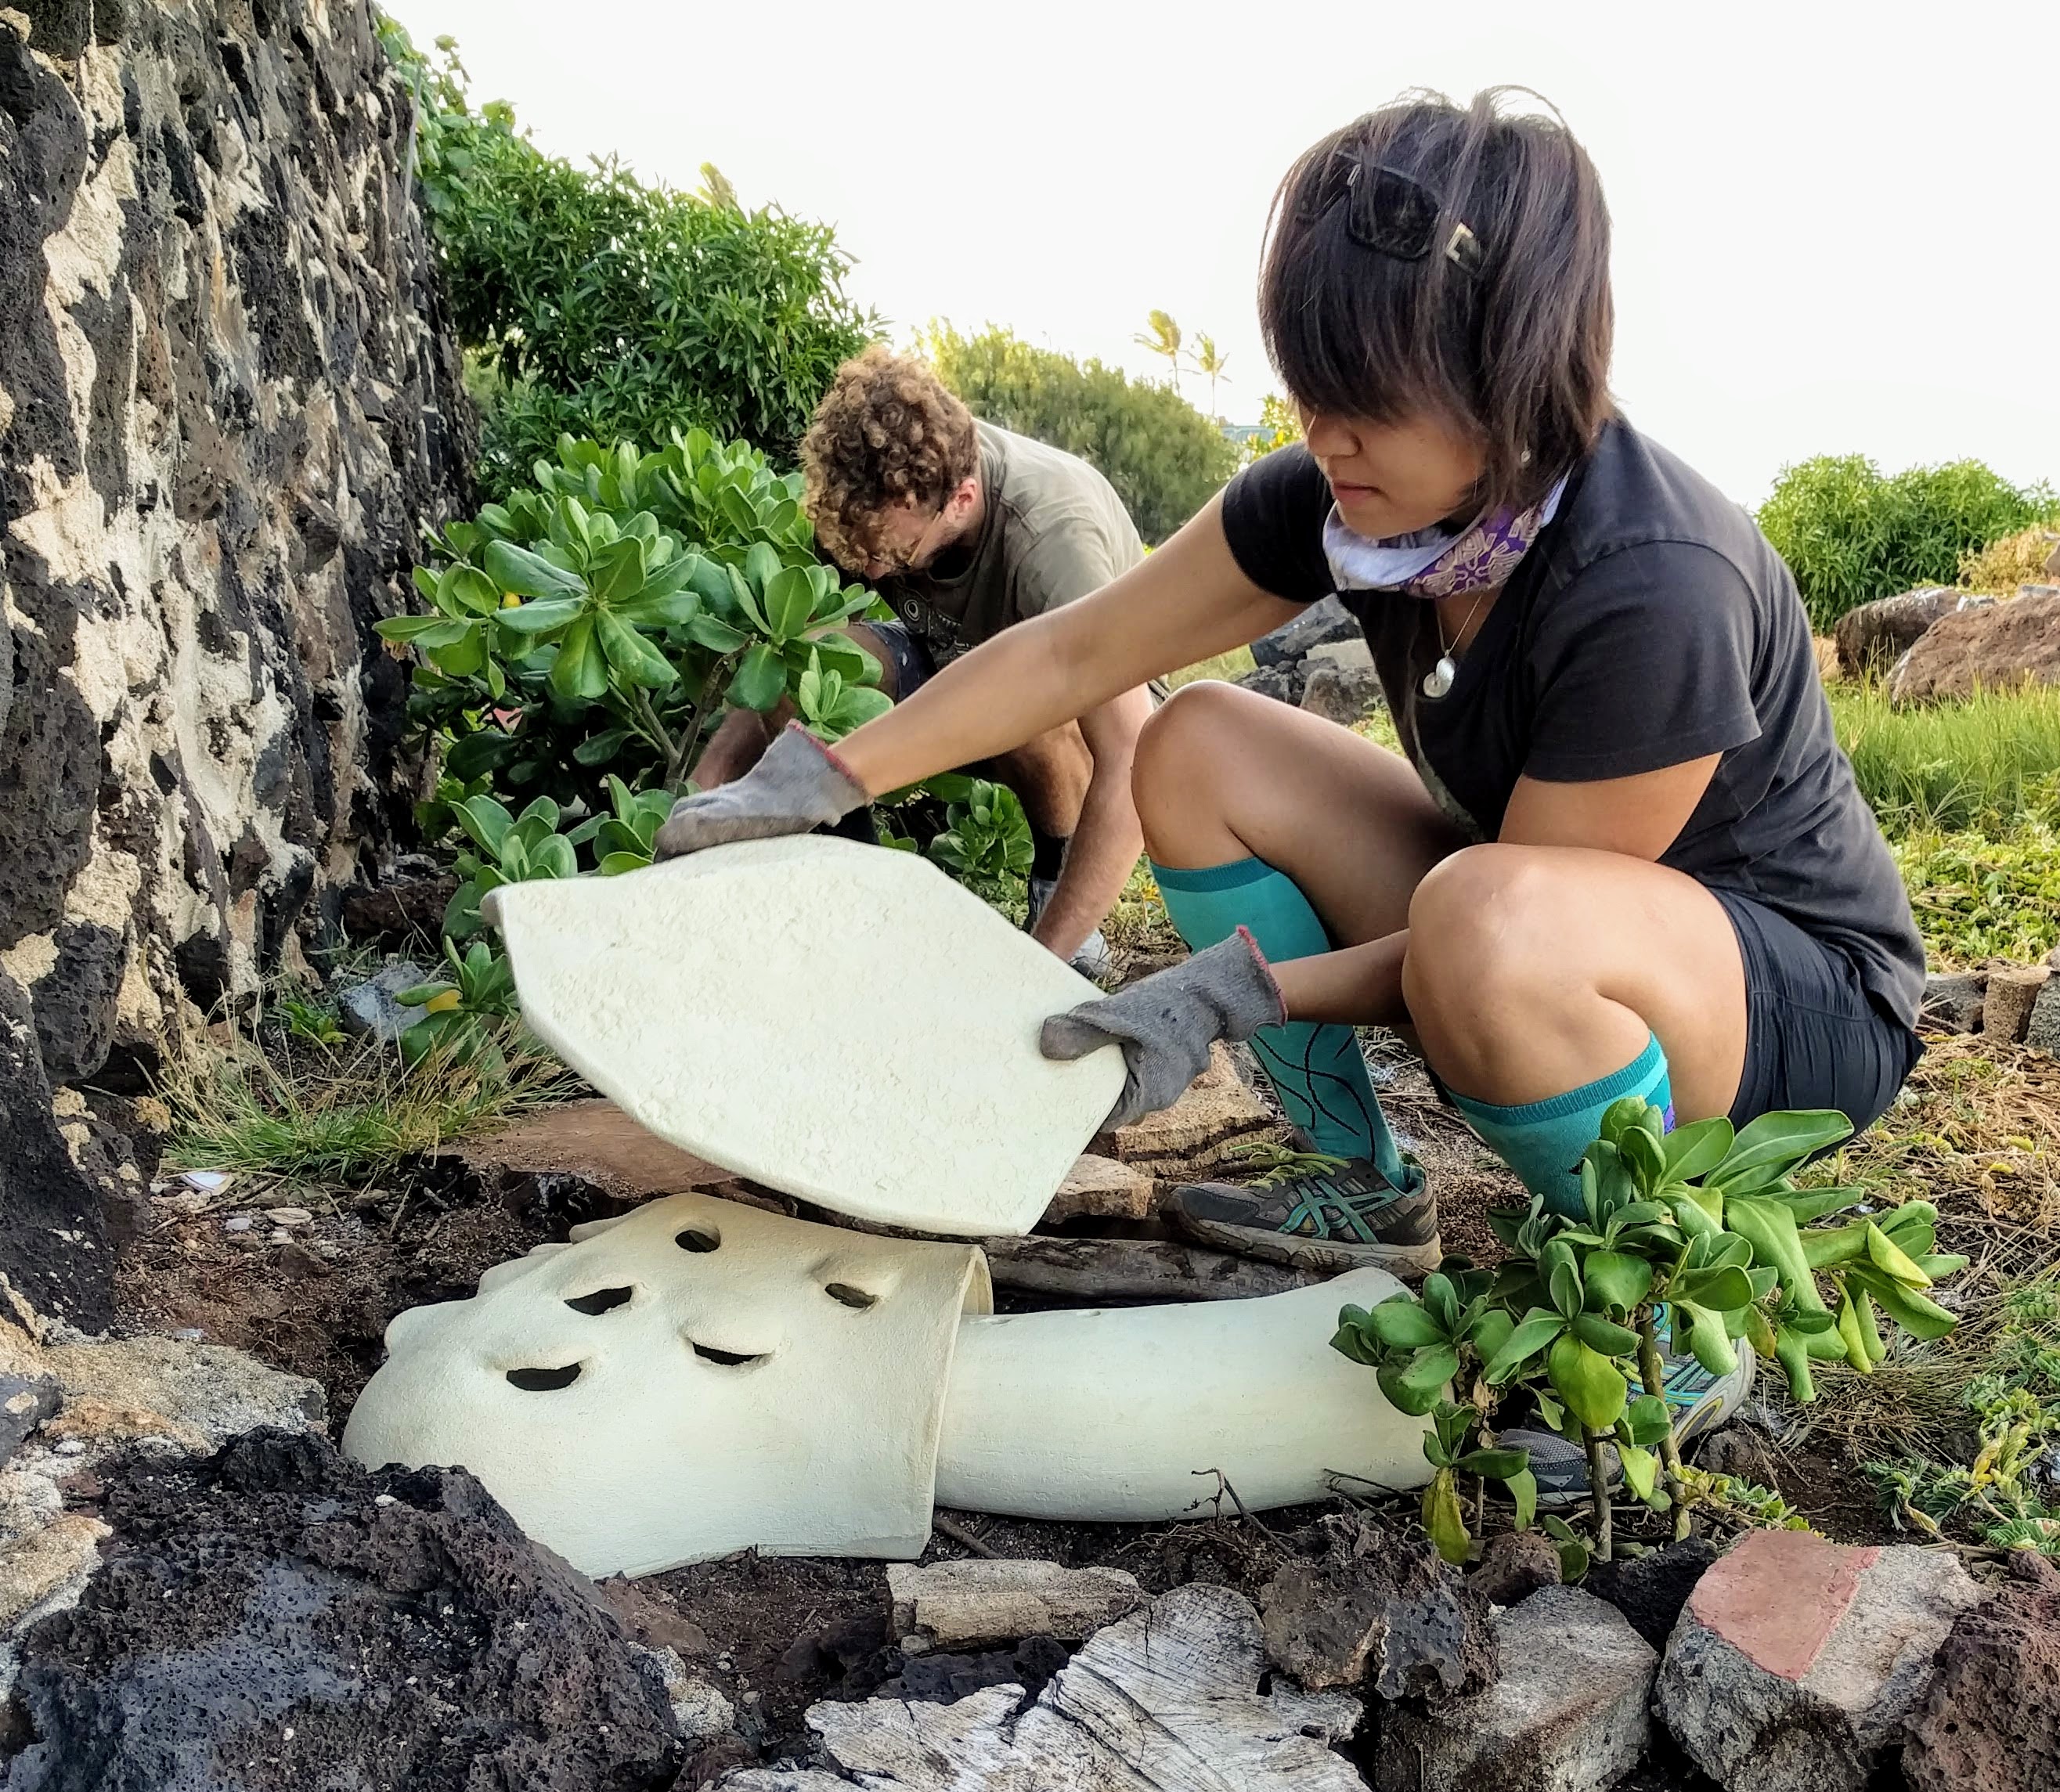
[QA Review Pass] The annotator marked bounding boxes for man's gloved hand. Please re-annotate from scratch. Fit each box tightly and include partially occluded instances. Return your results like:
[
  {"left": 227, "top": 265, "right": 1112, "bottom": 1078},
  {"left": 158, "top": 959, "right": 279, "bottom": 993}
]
[
  {"left": 1039, "top": 928, "right": 1285, "bottom": 1130},
  {"left": 654, "top": 724, "right": 868, "bottom": 860}
]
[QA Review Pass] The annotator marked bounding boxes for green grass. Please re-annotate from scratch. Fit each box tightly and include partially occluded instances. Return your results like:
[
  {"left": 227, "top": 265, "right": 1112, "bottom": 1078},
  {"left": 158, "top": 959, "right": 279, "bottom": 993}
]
[
  {"left": 163, "top": 1023, "right": 574, "bottom": 1188},
  {"left": 1827, "top": 682, "right": 2060, "bottom": 964},
  {"left": 1831, "top": 680, "right": 2060, "bottom": 836},
  {"left": 1165, "top": 645, "right": 1255, "bottom": 690}
]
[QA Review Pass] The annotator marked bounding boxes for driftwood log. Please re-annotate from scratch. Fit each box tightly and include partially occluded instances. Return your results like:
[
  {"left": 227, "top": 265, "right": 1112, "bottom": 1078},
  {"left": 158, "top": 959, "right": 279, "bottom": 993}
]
[
  {"left": 717, "top": 1584, "right": 1366, "bottom": 1791},
  {"left": 979, "top": 1236, "right": 1326, "bottom": 1303}
]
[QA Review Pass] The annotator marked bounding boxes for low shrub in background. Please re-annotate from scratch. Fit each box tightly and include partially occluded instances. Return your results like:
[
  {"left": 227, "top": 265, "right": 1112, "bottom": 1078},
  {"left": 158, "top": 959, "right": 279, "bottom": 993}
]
[
  {"left": 378, "top": 21, "right": 877, "bottom": 496},
  {"left": 922, "top": 323, "right": 1239, "bottom": 544},
  {"left": 1759, "top": 453, "right": 2056, "bottom": 631},
  {"left": 1959, "top": 522, "right": 2060, "bottom": 594}
]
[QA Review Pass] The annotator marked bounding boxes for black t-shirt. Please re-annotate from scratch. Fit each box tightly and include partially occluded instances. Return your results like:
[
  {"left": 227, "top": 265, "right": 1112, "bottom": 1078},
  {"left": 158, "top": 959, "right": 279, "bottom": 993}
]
[{"left": 1220, "top": 420, "right": 1925, "bottom": 1028}]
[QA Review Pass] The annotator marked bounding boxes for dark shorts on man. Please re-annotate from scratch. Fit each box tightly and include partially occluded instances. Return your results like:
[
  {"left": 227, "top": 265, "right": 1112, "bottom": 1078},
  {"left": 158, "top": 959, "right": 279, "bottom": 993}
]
[{"left": 1712, "top": 889, "right": 1924, "bottom": 1137}]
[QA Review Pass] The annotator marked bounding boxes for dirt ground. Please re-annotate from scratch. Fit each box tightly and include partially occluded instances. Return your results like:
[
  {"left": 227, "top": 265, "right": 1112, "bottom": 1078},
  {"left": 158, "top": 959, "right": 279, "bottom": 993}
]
[{"left": 109, "top": 1020, "right": 2054, "bottom": 1783}]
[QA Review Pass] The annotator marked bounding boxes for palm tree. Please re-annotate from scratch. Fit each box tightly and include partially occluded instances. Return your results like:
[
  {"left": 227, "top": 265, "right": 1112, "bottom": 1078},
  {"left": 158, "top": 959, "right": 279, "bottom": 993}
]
[
  {"left": 1192, "top": 334, "right": 1230, "bottom": 417},
  {"left": 1134, "top": 311, "right": 1183, "bottom": 395}
]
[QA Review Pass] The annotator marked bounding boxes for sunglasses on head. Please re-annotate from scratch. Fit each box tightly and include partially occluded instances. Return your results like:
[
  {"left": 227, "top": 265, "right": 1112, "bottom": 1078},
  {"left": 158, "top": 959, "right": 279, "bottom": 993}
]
[{"left": 1296, "top": 151, "right": 1484, "bottom": 276}]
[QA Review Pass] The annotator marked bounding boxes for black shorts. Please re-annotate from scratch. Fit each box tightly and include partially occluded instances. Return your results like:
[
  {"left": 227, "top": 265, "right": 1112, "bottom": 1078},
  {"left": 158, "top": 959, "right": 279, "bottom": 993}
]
[
  {"left": 864, "top": 618, "right": 1171, "bottom": 706},
  {"left": 1712, "top": 889, "right": 1923, "bottom": 1137}
]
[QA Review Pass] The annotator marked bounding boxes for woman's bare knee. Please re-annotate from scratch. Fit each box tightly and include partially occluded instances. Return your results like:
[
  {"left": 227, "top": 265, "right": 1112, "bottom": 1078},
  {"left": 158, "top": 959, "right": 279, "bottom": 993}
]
[{"left": 1131, "top": 683, "right": 1257, "bottom": 860}]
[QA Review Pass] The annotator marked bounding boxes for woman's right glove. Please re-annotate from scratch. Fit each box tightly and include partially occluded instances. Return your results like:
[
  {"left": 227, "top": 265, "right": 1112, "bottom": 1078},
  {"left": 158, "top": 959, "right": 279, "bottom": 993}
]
[
  {"left": 653, "top": 724, "right": 869, "bottom": 860},
  {"left": 1038, "top": 928, "right": 1285, "bottom": 1130}
]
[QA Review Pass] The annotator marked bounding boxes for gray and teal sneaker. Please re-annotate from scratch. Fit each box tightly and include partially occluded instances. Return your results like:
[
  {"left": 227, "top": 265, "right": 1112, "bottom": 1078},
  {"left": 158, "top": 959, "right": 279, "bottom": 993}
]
[
  {"left": 1162, "top": 1159, "right": 1441, "bottom": 1276},
  {"left": 1501, "top": 1310, "right": 1758, "bottom": 1509}
]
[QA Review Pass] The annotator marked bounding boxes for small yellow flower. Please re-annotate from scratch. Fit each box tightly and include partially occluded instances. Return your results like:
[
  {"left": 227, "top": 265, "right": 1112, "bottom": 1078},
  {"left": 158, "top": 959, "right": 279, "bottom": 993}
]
[
  {"left": 424, "top": 990, "right": 462, "bottom": 1013},
  {"left": 501, "top": 592, "right": 523, "bottom": 608}
]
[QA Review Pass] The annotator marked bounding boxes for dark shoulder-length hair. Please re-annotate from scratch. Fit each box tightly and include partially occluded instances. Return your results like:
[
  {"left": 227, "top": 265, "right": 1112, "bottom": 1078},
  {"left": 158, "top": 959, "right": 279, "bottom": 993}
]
[{"left": 1260, "top": 88, "right": 1614, "bottom": 514}]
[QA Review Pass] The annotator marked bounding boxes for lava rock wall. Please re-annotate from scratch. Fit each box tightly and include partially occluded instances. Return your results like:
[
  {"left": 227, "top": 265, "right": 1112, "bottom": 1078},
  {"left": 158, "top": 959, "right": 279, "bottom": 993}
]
[{"left": 0, "top": 0, "right": 471, "bottom": 1088}]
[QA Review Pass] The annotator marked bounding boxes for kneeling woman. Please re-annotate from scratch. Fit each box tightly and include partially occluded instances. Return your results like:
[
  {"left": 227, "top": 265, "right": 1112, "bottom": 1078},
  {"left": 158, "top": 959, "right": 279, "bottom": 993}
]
[{"left": 658, "top": 91, "right": 1923, "bottom": 1287}]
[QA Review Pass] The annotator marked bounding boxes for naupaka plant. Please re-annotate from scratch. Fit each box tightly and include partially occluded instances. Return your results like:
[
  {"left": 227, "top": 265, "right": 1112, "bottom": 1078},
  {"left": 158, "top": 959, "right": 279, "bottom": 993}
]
[{"left": 1333, "top": 1098, "right": 1966, "bottom": 1563}]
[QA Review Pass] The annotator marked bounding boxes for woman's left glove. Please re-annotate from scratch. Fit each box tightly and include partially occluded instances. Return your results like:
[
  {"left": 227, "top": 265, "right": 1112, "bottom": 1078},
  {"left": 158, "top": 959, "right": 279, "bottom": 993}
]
[{"left": 1039, "top": 928, "right": 1284, "bottom": 1130}]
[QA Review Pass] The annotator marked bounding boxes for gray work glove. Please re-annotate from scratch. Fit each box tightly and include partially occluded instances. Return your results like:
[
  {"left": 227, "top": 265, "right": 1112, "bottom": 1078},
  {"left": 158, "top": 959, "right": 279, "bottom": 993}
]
[
  {"left": 1039, "top": 928, "right": 1285, "bottom": 1130},
  {"left": 653, "top": 724, "right": 868, "bottom": 860}
]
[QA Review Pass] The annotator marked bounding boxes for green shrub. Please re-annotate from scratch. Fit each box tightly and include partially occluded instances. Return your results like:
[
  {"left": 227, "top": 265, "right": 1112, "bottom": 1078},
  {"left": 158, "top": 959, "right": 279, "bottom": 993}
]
[
  {"left": 383, "top": 430, "right": 888, "bottom": 816},
  {"left": 1759, "top": 454, "right": 2057, "bottom": 630},
  {"left": 1890, "top": 826, "right": 2060, "bottom": 966},
  {"left": 1829, "top": 682, "right": 2060, "bottom": 835},
  {"left": 922, "top": 323, "right": 1239, "bottom": 544},
  {"left": 1333, "top": 1099, "right": 1963, "bottom": 1564},
  {"left": 378, "top": 22, "right": 877, "bottom": 495}
]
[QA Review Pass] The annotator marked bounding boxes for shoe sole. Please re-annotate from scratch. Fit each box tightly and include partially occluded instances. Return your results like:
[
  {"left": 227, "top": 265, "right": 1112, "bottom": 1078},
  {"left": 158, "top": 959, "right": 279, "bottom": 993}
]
[{"left": 1167, "top": 1209, "right": 1443, "bottom": 1279}]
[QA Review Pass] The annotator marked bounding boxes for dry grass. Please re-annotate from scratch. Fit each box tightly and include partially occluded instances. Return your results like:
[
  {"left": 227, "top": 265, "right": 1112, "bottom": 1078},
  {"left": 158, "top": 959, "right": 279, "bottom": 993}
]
[
  {"left": 1785, "top": 1034, "right": 2060, "bottom": 1458},
  {"left": 1960, "top": 524, "right": 2060, "bottom": 593}
]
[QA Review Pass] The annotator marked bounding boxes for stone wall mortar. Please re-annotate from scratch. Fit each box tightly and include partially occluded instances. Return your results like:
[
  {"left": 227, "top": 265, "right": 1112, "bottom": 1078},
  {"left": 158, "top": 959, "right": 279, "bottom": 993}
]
[{"left": 0, "top": 0, "right": 471, "bottom": 1083}]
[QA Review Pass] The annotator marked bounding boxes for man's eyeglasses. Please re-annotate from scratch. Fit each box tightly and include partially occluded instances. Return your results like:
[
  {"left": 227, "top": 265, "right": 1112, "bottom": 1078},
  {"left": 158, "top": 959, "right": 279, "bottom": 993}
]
[{"left": 1296, "top": 152, "right": 1483, "bottom": 276}]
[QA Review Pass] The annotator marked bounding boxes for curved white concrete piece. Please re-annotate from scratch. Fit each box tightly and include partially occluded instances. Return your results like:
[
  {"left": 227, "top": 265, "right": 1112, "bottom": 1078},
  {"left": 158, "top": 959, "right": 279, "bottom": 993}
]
[
  {"left": 345, "top": 1199, "right": 1434, "bottom": 1576},
  {"left": 484, "top": 837, "right": 1126, "bottom": 1237},
  {"left": 935, "top": 1267, "right": 1435, "bottom": 1520},
  {"left": 342, "top": 1193, "right": 992, "bottom": 1576}
]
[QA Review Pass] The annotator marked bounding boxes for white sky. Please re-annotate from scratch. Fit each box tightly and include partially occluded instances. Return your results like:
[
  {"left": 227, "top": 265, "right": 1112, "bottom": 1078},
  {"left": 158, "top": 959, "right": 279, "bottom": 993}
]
[{"left": 385, "top": 0, "right": 2058, "bottom": 508}]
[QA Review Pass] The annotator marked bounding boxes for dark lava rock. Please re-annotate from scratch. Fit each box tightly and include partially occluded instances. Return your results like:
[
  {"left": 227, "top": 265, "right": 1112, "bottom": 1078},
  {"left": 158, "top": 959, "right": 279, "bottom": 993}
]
[
  {"left": 1251, "top": 594, "right": 1360, "bottom": 668},
  {"left": 1259, "top": 1509, "right": 1497, "bottom": 1700},
  {"left": 1585, "top": 1535, "right": 1719, "bottom": 1651},
  {"left": 1467, "top": 1528, "right": 1562, "bottom": 1609},
  {"left": 1921, "top": 970, "right": 1989, "bottom": 1035},
  {"left": 0, "top": 973, "right": 113, "bottom": 1329},
  {"left": 4, "top": 1429, "right": 684, "bottom": 1791},
  {"left": 0, "top": 1372, "right": 60, "bottom": 1469},
  {"left": 884, "top": 1633, "right": 1071, "bottom": 1704},
  {"left": 1904, "top": 1548, "right": 2060, "bottom": 1792},
  {"left": 337, "top": 961, "right": 430, "bottom": 1042},
  {"left": 339, "top": 877, "right": 463, "bottom": 948},
  {"left": 1301, "top": 663, "right": 1384, "bottom": 727},
  {"left": 1233, "top": 660, "right": 1308, "bottom": 706},
  {"left": 1834, "top": 586, "right": 1962, "bottom": 677}
]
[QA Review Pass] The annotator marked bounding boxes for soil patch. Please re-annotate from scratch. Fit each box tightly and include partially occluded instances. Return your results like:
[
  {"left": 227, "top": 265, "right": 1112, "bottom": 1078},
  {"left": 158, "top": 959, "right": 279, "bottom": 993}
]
[{"left": 4, "top": 1430, "right": 682, "bottom": 1791}]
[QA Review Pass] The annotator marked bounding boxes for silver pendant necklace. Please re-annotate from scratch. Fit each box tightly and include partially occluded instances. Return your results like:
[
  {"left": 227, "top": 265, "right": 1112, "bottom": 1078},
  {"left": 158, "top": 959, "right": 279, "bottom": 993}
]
[{"left": 1422, "top": 587, "right": 1493, "bottom": 700}]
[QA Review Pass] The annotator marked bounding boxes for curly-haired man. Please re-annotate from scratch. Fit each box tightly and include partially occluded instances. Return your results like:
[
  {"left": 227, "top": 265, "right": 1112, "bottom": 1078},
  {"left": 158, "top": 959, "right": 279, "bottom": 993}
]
[{"left": 692, "top": 346, "right": 1153, "bottom": 975}]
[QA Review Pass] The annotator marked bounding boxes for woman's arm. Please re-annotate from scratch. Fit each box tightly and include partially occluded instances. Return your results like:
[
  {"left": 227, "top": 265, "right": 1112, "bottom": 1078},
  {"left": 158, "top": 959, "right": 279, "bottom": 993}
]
[{"left": 833, "top": 495, "right": 1304, "bottom": 797}]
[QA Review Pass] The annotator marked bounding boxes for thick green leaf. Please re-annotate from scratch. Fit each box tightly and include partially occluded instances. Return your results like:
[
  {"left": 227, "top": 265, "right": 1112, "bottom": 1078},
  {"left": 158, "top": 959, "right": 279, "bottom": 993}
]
[
  {"left": 1376, "top": 1343, "right": 1458, "bottom": 1416},
  {"left": 573, "top": 727, "right": 634, "bottom": 766},
  {"left": 686, "top": 614, "right": 749, "bottom": 653},
  {"left": 529, "top": 835, "right": 577, "bottom": 880},
  {"left": 1547, "top": 1332, "right": 1629, "bottom": 1432},
  {"left": 1801, "top": 1223, "right": 1871, "bottom": 1269},
  {"left": 1679, "top": 1301, "right": 1740, "bottom": 1375},
  {"left": 445, "top": 730, "right": 519, "bottom": 781},
  {"left": 1619, "top": 1443, "right": 1660, "bottom": 1503},
  {"left": 1329, "top": 1321, "right": 1380, "bottom": 1368},
  {"left": 425, "top": 621, "right": 486, "bottom": 676},
  {"left": 1780, "top": 1184, "right": 1863, "bottom": 1224},
  {"left": 1847, "top": 1266, "right": 1957, "bottom": 1341},
  {"left": 378, "top": 612, "right": 465, "bottom": 644},
  {"left": 453, "top": 796, "right": 514, "bottom": 858},
  {"left": 1864, "top": 1221, "right": 1932, "bottom": 1288},
  {"left": 1672, "top": 1265, "right": 1755, "bottom": 1313},
  {"left": 597, "top": 851, "right": 648, "bottom": 876},
  {"left": 595, "top": 611, "right": 678, "bottom": 690},
  {"left": 1571, "top": 1312, "right": 1640, "bottom": 1358},
  {"left": 1582, "top": 1250, "right": 1654, "bottom": 1314},
  {"left": 1468, "top": 1307, "right": 1515, "bottom": 1365},
  {"left": 728, "top": 642, "right": 787, "bottom": 712},
  {"left": 1365, "top": 1296, "right": 1446, "bottom": 1351},
  {"left": 1485, "top": 1308, "right": 1566, "bottom": 1384},
  {"left": 485, "top": 538, "right": 586, "bottom": 600},
  {"left": 550, "top": 615, "right": 607, "bottom": 702},
  {"left": 1453, "top": 1447, "right": 1530, "bottom": 1480},
  {"left": 763, "top": 564, "right": 817, "bottom": 641},
  {"left": 1712, "top": 1109, "right": 1853, "bottom": 1189},
  {"left": 1422, "top": 1274, "right": 1461, "bottom": 1335},
  {"left": 1622, "top": 1392, "right": 1672, "bottom": 1448},
  {"left": 1423, "top": 1468, "right": 1470, "bottom": 1567},
  {"left": 1507, "top": 1466, "right": 1539, "bottom": 1532},
  {"left": 1662, "top": 1116, "right": 1734, "bottom": 1183},
  {"left": 494, "top": 597, "right": 583, "bottom": 637}
]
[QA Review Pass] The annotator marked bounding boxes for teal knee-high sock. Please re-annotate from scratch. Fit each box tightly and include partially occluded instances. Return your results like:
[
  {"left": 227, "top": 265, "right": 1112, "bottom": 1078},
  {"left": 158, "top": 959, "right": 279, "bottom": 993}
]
[
  {"left": 1449, "top": 1035, "right": 1674, "bottom": 1217},
  {"left": 1153, "top": 857, "right": 1417, "bottom": 1191}
]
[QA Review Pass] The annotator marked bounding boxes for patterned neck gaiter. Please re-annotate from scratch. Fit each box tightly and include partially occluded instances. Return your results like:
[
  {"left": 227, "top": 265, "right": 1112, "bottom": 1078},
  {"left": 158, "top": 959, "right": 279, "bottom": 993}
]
[{"left": 1322, "top": 474, "right": 1569, "bottom": 598}]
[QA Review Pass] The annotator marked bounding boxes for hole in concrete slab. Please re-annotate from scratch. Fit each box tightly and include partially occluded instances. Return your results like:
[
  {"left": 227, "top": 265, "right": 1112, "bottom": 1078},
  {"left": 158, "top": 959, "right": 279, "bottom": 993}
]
[
  {"left": 506, "top": 1363, "right": 583, "bottom": 1391},
  {"left": 824, "top": 1283, "right": 877, "bottom": 1311},
  {"left": 565, "top": 1285, "right": 633, "bottom": 1316},
  {"left": 691, "top": 1343, "right": 766, "bottom": 1368},
  {"left": 675, "top": 1227, "right": 721, "bottom": 1253}
]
